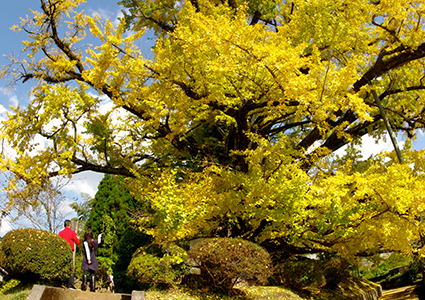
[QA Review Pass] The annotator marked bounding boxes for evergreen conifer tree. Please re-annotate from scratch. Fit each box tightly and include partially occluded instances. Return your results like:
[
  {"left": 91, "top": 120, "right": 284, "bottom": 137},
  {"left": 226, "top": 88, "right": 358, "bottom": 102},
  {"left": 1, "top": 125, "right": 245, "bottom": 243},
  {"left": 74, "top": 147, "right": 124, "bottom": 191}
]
[{"left": 86, "top": 174, "right": 149, "bottom": 291}]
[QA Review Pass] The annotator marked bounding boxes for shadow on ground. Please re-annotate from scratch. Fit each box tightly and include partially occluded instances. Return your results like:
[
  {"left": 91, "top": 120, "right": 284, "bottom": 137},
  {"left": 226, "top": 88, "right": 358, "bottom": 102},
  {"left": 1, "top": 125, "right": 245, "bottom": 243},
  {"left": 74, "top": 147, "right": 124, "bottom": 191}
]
[{"left": 415, "top": 285, "right": 425, "bottom": 300}]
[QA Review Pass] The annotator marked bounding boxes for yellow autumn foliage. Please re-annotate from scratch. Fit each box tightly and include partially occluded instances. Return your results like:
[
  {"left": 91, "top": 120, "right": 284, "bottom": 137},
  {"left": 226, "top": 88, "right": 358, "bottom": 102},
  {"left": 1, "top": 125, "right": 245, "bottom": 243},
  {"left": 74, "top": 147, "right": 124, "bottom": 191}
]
[{"left": 1, "top": 0, "right": 425, "bottom": 258}]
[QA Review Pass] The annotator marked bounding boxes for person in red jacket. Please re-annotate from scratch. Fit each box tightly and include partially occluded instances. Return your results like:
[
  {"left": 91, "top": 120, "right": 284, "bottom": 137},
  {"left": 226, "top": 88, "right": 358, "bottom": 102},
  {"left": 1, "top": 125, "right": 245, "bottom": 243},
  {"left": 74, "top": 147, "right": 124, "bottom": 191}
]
[{"left": 59, "top": 220, "right": 80, "bottom": 289}]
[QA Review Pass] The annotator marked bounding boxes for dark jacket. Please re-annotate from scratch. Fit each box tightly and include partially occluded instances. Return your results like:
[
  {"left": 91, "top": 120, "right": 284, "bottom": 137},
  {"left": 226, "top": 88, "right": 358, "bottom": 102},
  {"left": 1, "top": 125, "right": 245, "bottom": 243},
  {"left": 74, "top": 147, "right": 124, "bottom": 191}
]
[{"left": 82, "top": 237, "right": 101, "bottom": 271}]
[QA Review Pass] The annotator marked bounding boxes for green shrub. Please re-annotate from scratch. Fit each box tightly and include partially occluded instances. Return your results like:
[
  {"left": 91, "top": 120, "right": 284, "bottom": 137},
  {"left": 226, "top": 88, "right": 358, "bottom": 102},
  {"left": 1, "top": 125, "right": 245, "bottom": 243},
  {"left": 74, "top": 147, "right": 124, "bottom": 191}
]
[
  {"left": 0, "top": 279, "right": 21, "bottom": 293},
  {"left": 0, "top": 228, "right": 72, "bottom": 283},
  {"left": 0, "top": 245, "right": 6, "bottom": 267},
  {"left": 112, "top": 227, "right": 151, "bottom": 292},
  {"left": 270, "top": 256, "right": 351, "bottom": 293},
  {"left": 127, "top": 243, "right": 187, "bottom": 287},
  {"left": 127, "top": 254, "right": 178, "bottom": 285},
  {"left": 187, "top": 238, "right": 273, "bottom": 292},
  {"left": 96, "top": 256, "right": 115, "bottom": 288},
  {"left": 358, "top": 252, "right": 413, "bottom": 280}
]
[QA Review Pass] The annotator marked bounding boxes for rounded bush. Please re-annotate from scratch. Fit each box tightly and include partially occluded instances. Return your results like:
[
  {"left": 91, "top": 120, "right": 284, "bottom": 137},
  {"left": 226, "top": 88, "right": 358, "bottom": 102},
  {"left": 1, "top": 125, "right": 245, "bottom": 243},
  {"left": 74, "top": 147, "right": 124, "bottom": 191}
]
[
  {"left": 270, "top": 256, "right": 351, "bottom": 292},
  {"left": 187, "top": 238, "right": 273, "bottom": 291},
  {"left": 128, "top": 254, "right": 178, "bottom": 284},
  {"left": 0, "top": 228, "right": 72, "bottom": 283},
  {"left": 271, "top": 257, "right": 326, "bottom": 291},
  {"left": 127, "top": 243, "right": 187, "bottom": 287}
]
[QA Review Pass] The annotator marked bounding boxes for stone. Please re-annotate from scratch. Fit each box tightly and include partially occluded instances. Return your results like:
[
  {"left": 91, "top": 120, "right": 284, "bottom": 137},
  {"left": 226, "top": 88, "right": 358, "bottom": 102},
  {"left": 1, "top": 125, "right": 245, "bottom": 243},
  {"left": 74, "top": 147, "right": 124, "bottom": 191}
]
[
  {"left": 131, "top": 290, "right": 146, "bottom": 300},
  {"left": 27, "top": 284, "right": 134, "bottom": 300}
]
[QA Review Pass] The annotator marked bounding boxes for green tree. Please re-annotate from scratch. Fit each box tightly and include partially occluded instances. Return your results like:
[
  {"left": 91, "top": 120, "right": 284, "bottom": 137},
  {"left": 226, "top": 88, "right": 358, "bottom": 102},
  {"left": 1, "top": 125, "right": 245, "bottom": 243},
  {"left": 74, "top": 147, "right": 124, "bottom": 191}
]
[
  {"left": 85, "top": 174, "right": 149, "bottom": 290},
  {"left": 86, "top": 174, "right": 137, "bottom": 254},
  {"left": 1, "top": 0, "right": 425, "bottom": 262}
]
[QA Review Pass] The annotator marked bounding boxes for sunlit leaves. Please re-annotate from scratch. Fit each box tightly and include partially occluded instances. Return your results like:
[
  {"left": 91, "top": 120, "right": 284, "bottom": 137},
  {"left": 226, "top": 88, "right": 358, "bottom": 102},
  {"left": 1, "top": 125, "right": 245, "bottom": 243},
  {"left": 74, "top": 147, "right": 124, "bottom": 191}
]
[{"left": 2, "top": 0, "right": 425, "bottom": 260}]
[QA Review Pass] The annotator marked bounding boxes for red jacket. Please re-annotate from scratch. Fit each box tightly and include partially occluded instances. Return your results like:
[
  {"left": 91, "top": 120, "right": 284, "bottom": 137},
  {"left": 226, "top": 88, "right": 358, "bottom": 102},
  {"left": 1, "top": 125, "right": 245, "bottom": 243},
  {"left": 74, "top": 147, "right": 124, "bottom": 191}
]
[{"left": 59, "top": 227, "right": 80, "bottom": 251}]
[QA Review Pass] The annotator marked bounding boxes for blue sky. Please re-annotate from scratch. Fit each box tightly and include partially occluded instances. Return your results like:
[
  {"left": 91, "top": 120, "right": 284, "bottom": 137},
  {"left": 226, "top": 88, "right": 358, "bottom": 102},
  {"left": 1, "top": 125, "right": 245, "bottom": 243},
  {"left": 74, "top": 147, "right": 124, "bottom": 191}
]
[
  {"left": 0, "top": 0, "right": 124, "bottom": 234},
  {"left": 0, "top": 0, "right": 424, "bottom": 234}
]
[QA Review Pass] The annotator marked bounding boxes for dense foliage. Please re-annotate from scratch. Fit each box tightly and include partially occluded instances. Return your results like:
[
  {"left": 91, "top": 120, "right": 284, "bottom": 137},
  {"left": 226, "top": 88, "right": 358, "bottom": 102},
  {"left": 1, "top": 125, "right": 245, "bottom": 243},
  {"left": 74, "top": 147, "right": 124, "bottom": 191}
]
[
  {"left": 85, "top": 174, "right": 150, "bottom": 291},
  {"left": 86, "top": 175, "right": 135, "bottom": 239},
  {"left": 127, "top": 243, "right": 187, "bottom": 287},
  {"left": 1, "top": 0, "right": 425, "bottom": 264},
  {"left": 86, "top": 174, "right": 140, "bottom": 256},
  {"left": 188, "top": 238, "right": 273, "bottom": 291},
  {"left": 0, "top": 228, "right": 72, "bottom": 283},
  {"left": 271, "top": 256, "right": 350, "bottom": 292},
  {"left": 128, "top": 254, "right": 182, "bottom": 286},
  {"left": 113, "top": 227, "right": 151, "bottom": 291}
]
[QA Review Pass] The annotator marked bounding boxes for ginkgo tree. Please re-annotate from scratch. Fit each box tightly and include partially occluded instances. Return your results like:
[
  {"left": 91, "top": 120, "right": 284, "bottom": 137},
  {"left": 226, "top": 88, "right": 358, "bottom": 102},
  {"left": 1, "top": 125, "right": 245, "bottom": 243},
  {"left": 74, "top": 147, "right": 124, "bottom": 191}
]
[{"left": 2, "top": 0, "right": 425, "bottom": 260}]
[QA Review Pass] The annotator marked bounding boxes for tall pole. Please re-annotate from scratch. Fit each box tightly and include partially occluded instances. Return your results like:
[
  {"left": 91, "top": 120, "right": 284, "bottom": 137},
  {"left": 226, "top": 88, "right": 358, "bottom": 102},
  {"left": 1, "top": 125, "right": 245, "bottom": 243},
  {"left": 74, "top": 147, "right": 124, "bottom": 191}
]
[
  {"left": 0, "top": 210, "right": 3, "bottom": 234},
  {"left": 71, "top": 220, "right": 79, "bottom": 279},
  {"left": 0, "top": 209, "right": 8, "bottom": 236},
  {"left": 370, "top": 89, "right": 425, "bottom": 283},
  {"left": 371, "top": 90, "right": 404, "bottom": 163}
]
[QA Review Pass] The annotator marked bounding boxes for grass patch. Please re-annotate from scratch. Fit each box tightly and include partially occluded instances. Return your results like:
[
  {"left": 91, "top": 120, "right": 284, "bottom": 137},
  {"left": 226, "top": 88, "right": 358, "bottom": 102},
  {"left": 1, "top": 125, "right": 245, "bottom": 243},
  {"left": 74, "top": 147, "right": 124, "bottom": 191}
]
[
  {"left": 0, "top": 279, "right": 32, "bottom": 300},
  {"left": 145, "top": 285, "right": 305, "bottom": 300},
  {"left": 0, "top": 281, "right": 305, "bottom": 300},
  {"left": 0, "top": 278, "right": 378, "bottom": 300}
]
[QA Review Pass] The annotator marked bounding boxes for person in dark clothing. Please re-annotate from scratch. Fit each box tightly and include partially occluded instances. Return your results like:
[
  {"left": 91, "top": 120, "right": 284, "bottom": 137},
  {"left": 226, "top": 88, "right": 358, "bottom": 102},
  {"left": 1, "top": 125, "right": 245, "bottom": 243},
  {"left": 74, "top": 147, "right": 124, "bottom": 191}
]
[
  {"left": 81, "top": 230, "right": 102, "bottom": 292},
  {"left": 59, "top": 220, "right": 80, "bottom": 289}
]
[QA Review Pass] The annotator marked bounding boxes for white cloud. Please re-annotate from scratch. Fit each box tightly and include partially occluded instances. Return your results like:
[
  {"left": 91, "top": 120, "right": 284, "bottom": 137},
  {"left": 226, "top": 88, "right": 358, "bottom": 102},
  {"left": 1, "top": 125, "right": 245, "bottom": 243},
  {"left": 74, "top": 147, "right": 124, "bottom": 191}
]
[
  {"left": 335, "top": 133, "right": 405, "bottom": 159},
  {"left": 113, "top": 10, "right": 124, "bottom": 28},
  {"left": 0, "top": 217, "right": 13, "bottom": 237},
  {"left": 412, "top": 129, "right": 425, "bottom": 150},
  {"left": 0, "top": 87, "right": 19, "bottom": 108},
  {"left": 64, "top": 171, "right": 104, "bottom": 198},
  {"left": 358, "top": 134, "right": 396, "bottom": 159},
  {"left": 88, "top": 7, "right": 123, "bottom": 28},
  {"left": 8, "top": 95, "right": 19, "bottom": 107},
  {"left": 91, "top": 8, "right": 111, "bottom": 20},
  {"left": 0, "top": 104, "right": 7, "bottom": 115}
]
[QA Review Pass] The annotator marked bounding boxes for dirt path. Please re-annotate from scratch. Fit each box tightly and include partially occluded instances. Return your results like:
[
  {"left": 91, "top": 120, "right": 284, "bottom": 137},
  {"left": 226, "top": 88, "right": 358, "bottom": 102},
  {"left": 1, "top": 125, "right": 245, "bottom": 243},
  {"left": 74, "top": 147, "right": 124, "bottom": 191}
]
[{"left": 380, "top": 286, "right": 419, "bottom": 300}]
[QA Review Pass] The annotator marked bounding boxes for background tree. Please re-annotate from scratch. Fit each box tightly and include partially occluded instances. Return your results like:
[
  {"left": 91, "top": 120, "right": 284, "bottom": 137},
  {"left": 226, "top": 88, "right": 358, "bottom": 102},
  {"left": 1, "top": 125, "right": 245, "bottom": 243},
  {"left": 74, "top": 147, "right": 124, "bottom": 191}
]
[
  {"left": 85, "top": 174, "right": 150, "bottom": 291},
  {"left": 70, "top": 193, "right": 93, "bottom": 223},
  {"left": 86, "top": 174, "right": 137, "bottom": 256},
  {"left": 1, "top": 0, "right": 425, "bottom": 262},
  {"left": 0, "top": 172, "right": 72, "bottom": 233}
]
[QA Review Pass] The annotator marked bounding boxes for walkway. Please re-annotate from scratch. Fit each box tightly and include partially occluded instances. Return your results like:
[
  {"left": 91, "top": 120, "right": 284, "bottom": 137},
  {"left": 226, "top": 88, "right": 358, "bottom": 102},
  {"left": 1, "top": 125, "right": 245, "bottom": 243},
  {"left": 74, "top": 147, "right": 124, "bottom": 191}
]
[
  {"left": 26, "top": 285, "right": 145, "bottom": 300},
  {"left": 380, "top": 286, "right": 421, "bottom": 300}
]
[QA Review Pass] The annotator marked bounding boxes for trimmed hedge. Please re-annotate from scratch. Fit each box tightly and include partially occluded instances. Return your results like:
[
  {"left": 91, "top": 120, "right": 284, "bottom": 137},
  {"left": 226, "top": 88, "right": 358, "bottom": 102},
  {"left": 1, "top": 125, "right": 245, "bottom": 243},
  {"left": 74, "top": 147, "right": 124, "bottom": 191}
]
[
  {"left": 0, "top": 228, "right": 72, "bottom": 283},
  {"left": 128, "top": 254, "right": 181, "bottom": 285},
  {"left": 270, "top": 256, "right": 352, "bottom": 294},
  {"left": 188, "top": 238, "right": 273, "bottom": 292},
  {"left": 127, "top": 243, "right": 187, "bottom": 287}
]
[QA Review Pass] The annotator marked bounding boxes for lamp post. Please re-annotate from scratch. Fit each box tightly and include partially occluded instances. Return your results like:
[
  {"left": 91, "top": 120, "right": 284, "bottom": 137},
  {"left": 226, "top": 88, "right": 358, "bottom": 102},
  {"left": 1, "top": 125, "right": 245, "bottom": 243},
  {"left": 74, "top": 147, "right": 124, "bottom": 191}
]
[
  {"left": 371, "top": 89, "right": 403, "bottom": 164},
  {"left": 71, "top": 220, "right": 79, "bottom": 283},
  {"left": 0, "top": 209, "right": 9, "bottom": 236},
  {"left": 371, "top": 89, "right": 425, "bottom": 283}
]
